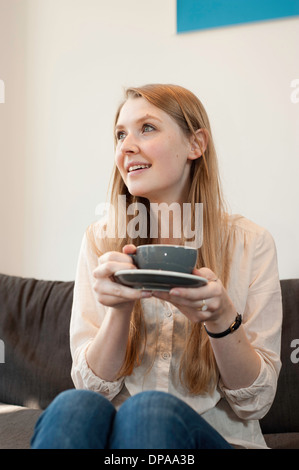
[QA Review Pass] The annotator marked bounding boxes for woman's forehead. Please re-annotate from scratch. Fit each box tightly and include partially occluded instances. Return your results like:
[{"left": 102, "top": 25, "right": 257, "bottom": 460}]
[{"left": 116, "top": 97, "right": 176, "bottom": 128}]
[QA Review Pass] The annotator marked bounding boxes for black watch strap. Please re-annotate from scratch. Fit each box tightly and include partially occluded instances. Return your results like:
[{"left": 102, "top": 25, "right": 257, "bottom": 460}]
[{"left": 204, "top": 313, "right": 242, "bottom": 338}]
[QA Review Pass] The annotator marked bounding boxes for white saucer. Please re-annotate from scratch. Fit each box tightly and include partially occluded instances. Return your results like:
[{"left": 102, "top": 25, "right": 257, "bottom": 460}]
[{"left": 114, "top": 269, "right": 208, "bottom": 291}]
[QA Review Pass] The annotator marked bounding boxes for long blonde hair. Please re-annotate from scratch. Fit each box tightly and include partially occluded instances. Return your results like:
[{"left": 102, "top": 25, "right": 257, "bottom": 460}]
[{"left": 88, "top": 84, "right": 234, "bottom": 394}]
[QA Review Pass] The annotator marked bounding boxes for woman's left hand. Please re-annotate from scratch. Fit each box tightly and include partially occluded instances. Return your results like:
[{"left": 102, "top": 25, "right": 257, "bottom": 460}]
[{"left": 152, "top": 267, "right": 237, "bottom": 329}]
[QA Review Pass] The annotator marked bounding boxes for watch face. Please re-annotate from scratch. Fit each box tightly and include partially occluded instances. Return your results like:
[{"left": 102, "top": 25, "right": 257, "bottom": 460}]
[{"left": 231, "top": 314, "right": 242, "bottom": 331}]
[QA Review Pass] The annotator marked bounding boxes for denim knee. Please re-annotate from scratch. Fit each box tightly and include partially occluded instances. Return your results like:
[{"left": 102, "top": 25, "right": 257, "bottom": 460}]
[
  {"left": 111, "top": 391, "right": 188, "bottom": 449},
  {"left": 36, "top": 389, "right": 111, "bottom": 423},
  {"left": 111, "top": 391, "right": 232, "bottom": 449},
  {"left": 31, "top": 389, "right": 116, "bottom": 449}
]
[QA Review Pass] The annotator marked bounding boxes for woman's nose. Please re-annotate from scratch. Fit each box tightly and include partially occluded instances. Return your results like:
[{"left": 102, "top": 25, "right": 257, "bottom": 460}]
[{"left": 121, "top": 133, "right": 139, "bottom": 154}]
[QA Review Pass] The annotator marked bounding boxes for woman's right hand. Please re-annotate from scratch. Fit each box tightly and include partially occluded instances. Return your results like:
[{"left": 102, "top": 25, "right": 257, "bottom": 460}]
[{"left": 92, "top": 244, "right": 151, "bottom": 312}]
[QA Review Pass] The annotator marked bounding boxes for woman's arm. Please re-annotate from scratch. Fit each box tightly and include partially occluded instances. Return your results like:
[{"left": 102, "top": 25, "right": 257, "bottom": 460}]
[
  {"left": 154, "top": 269, "right": 261, "bottom": 390},
  {"left": 153, "top": 225, "right": 282, "bottom": 400},
  {"left": 86, "top": 245, "right": 151, "bottom": 382},
  {"left": 203, "top": 303, "right": 261, "bottom": 390},
  {"left": 85, "top": 306, "right": 132, "bottom": 382},
  {"left": 70, "top": 238, "right": 150, "bottom": 392}
]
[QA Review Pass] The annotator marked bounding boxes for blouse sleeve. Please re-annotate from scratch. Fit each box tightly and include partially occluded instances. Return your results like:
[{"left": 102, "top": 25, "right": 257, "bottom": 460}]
[
  {"left": 219, "top": 226, "right": 282, "bottom": 420},
  {"left": 70, "top": 232, "right": 125, "bottom": 400}
]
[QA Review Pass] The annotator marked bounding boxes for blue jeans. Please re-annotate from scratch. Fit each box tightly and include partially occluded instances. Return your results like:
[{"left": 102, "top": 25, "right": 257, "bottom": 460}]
[{"left": 31, "top": 389, "right": 232, "bottom": 449}]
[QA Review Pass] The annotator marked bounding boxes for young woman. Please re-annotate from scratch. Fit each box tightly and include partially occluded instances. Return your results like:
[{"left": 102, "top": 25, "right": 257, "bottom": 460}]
[{"left": 31, "top": 84, "right": 282, "bottom": 449}]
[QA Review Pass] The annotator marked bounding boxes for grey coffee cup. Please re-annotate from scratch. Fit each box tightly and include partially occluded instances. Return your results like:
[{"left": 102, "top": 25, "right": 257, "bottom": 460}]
[{"left": 128, "top": 245, "right": 197, "bottom": 274}]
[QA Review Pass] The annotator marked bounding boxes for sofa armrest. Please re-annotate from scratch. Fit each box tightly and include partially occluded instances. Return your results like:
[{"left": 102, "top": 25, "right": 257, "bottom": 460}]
[
  {"left": 0, "top": 274, "right": 74, "bottom": 409},
  {"left": 260, "top": 279, "right": 299, "bottom": 435}
]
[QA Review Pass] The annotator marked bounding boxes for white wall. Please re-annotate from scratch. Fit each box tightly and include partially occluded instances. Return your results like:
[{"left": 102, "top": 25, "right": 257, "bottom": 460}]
[{"left": 0, "top": 0, "right": 298, "bottom": 281}]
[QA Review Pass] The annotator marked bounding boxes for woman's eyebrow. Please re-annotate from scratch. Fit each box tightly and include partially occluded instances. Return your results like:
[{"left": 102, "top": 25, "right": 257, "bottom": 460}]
[{"left": 115, "top": 114, "right": 162, "bottom": 130}]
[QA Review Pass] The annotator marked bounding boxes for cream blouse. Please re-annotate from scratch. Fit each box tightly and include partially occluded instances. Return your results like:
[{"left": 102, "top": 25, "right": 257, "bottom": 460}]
[{"left": 70, "top": 215, "right": 282, "bottom": 449}]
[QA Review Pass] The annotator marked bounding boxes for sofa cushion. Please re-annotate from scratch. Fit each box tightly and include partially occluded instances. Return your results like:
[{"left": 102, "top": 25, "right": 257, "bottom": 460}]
[
  {"left": 0, "top": 274, "right": 74, "bottom": 409},
  {"left": 0, "top": 403, "right": 42, "bottom": 449},
  {"left": 264, "top": 432, "right": 299, "bottom": 450},
  {"left": 260, "top": 279, "right": 299, "bottom": 434}
]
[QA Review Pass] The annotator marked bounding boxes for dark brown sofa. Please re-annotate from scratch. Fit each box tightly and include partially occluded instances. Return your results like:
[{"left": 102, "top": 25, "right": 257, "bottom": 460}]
[{"left": 0, "top": 273, "right": 298, "bottom": 449}]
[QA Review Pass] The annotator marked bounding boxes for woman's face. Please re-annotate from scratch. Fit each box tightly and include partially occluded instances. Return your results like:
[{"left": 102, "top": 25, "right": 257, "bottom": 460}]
[{"left": 115, "top": 97, "right": 197, "bottom": 205}]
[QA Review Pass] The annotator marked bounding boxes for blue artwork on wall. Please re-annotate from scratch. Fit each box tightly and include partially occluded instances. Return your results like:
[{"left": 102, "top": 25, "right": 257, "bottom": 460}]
[{"left": 177, "top": 0, "right": 299, "bottom": 33}]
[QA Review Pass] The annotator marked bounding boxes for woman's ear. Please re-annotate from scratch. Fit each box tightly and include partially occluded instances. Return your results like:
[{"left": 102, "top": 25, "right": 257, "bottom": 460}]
[{"left": 188, "top": 129, "right": 209, "bottom": 161}]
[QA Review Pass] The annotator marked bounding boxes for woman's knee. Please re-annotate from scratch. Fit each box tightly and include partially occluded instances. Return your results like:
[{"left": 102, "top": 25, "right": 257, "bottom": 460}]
[
  {"left": 111, "top": 391, "right": 188, "bottom": 448},
  {"left": 112, "top": 391, "right": 231, "bottom": 449},
  {"left": 31, "top": 389, "right": 116, "bottom": 449},
  {"left": 42, "top": 389, "right": 113, "bottom": 420}
]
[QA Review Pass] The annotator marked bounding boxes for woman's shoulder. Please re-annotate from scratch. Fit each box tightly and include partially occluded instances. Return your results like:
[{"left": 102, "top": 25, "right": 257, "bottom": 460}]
[
  {"left": 85, "top": 217, "right": 122, "bottom": 257},
  {"left": 227, "top": 214, "right": 275, "bottom": 247},
  {"left": 228, "top": 214, "right": 270, "bottom": 235},
  {"left": 83, "top": 218, "right": 108, "bottom": 257}
]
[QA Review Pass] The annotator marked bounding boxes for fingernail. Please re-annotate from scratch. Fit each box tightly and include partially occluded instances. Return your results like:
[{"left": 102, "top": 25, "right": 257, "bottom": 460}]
[
  {"left": 170, "top": 289, "right": 180, "bottom": 296},
  {"left": 141, "top": 290, "right": 152, "bottom": 298}
]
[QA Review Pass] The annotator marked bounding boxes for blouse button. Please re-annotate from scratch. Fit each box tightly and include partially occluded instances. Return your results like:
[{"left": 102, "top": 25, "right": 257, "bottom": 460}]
[{"left": 162, "top": 352, "right": 170, "bottom": 360}]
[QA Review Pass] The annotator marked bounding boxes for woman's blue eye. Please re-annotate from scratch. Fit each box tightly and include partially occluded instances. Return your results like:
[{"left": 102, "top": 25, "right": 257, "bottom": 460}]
[
  {"left": 117, "top": 131, "right": 126, "bottom": 140},
  {"left": 143, "top": 124, "right": 155, "bottom": 133},
  {"left": 116, "top": 124, "right": 154, "bottom": 141}
]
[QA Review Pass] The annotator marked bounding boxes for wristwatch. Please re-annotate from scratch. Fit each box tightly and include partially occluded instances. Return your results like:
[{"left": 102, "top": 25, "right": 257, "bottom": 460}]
[{"left": 204, "top": 313, "right": 242, "bottom": 338}]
